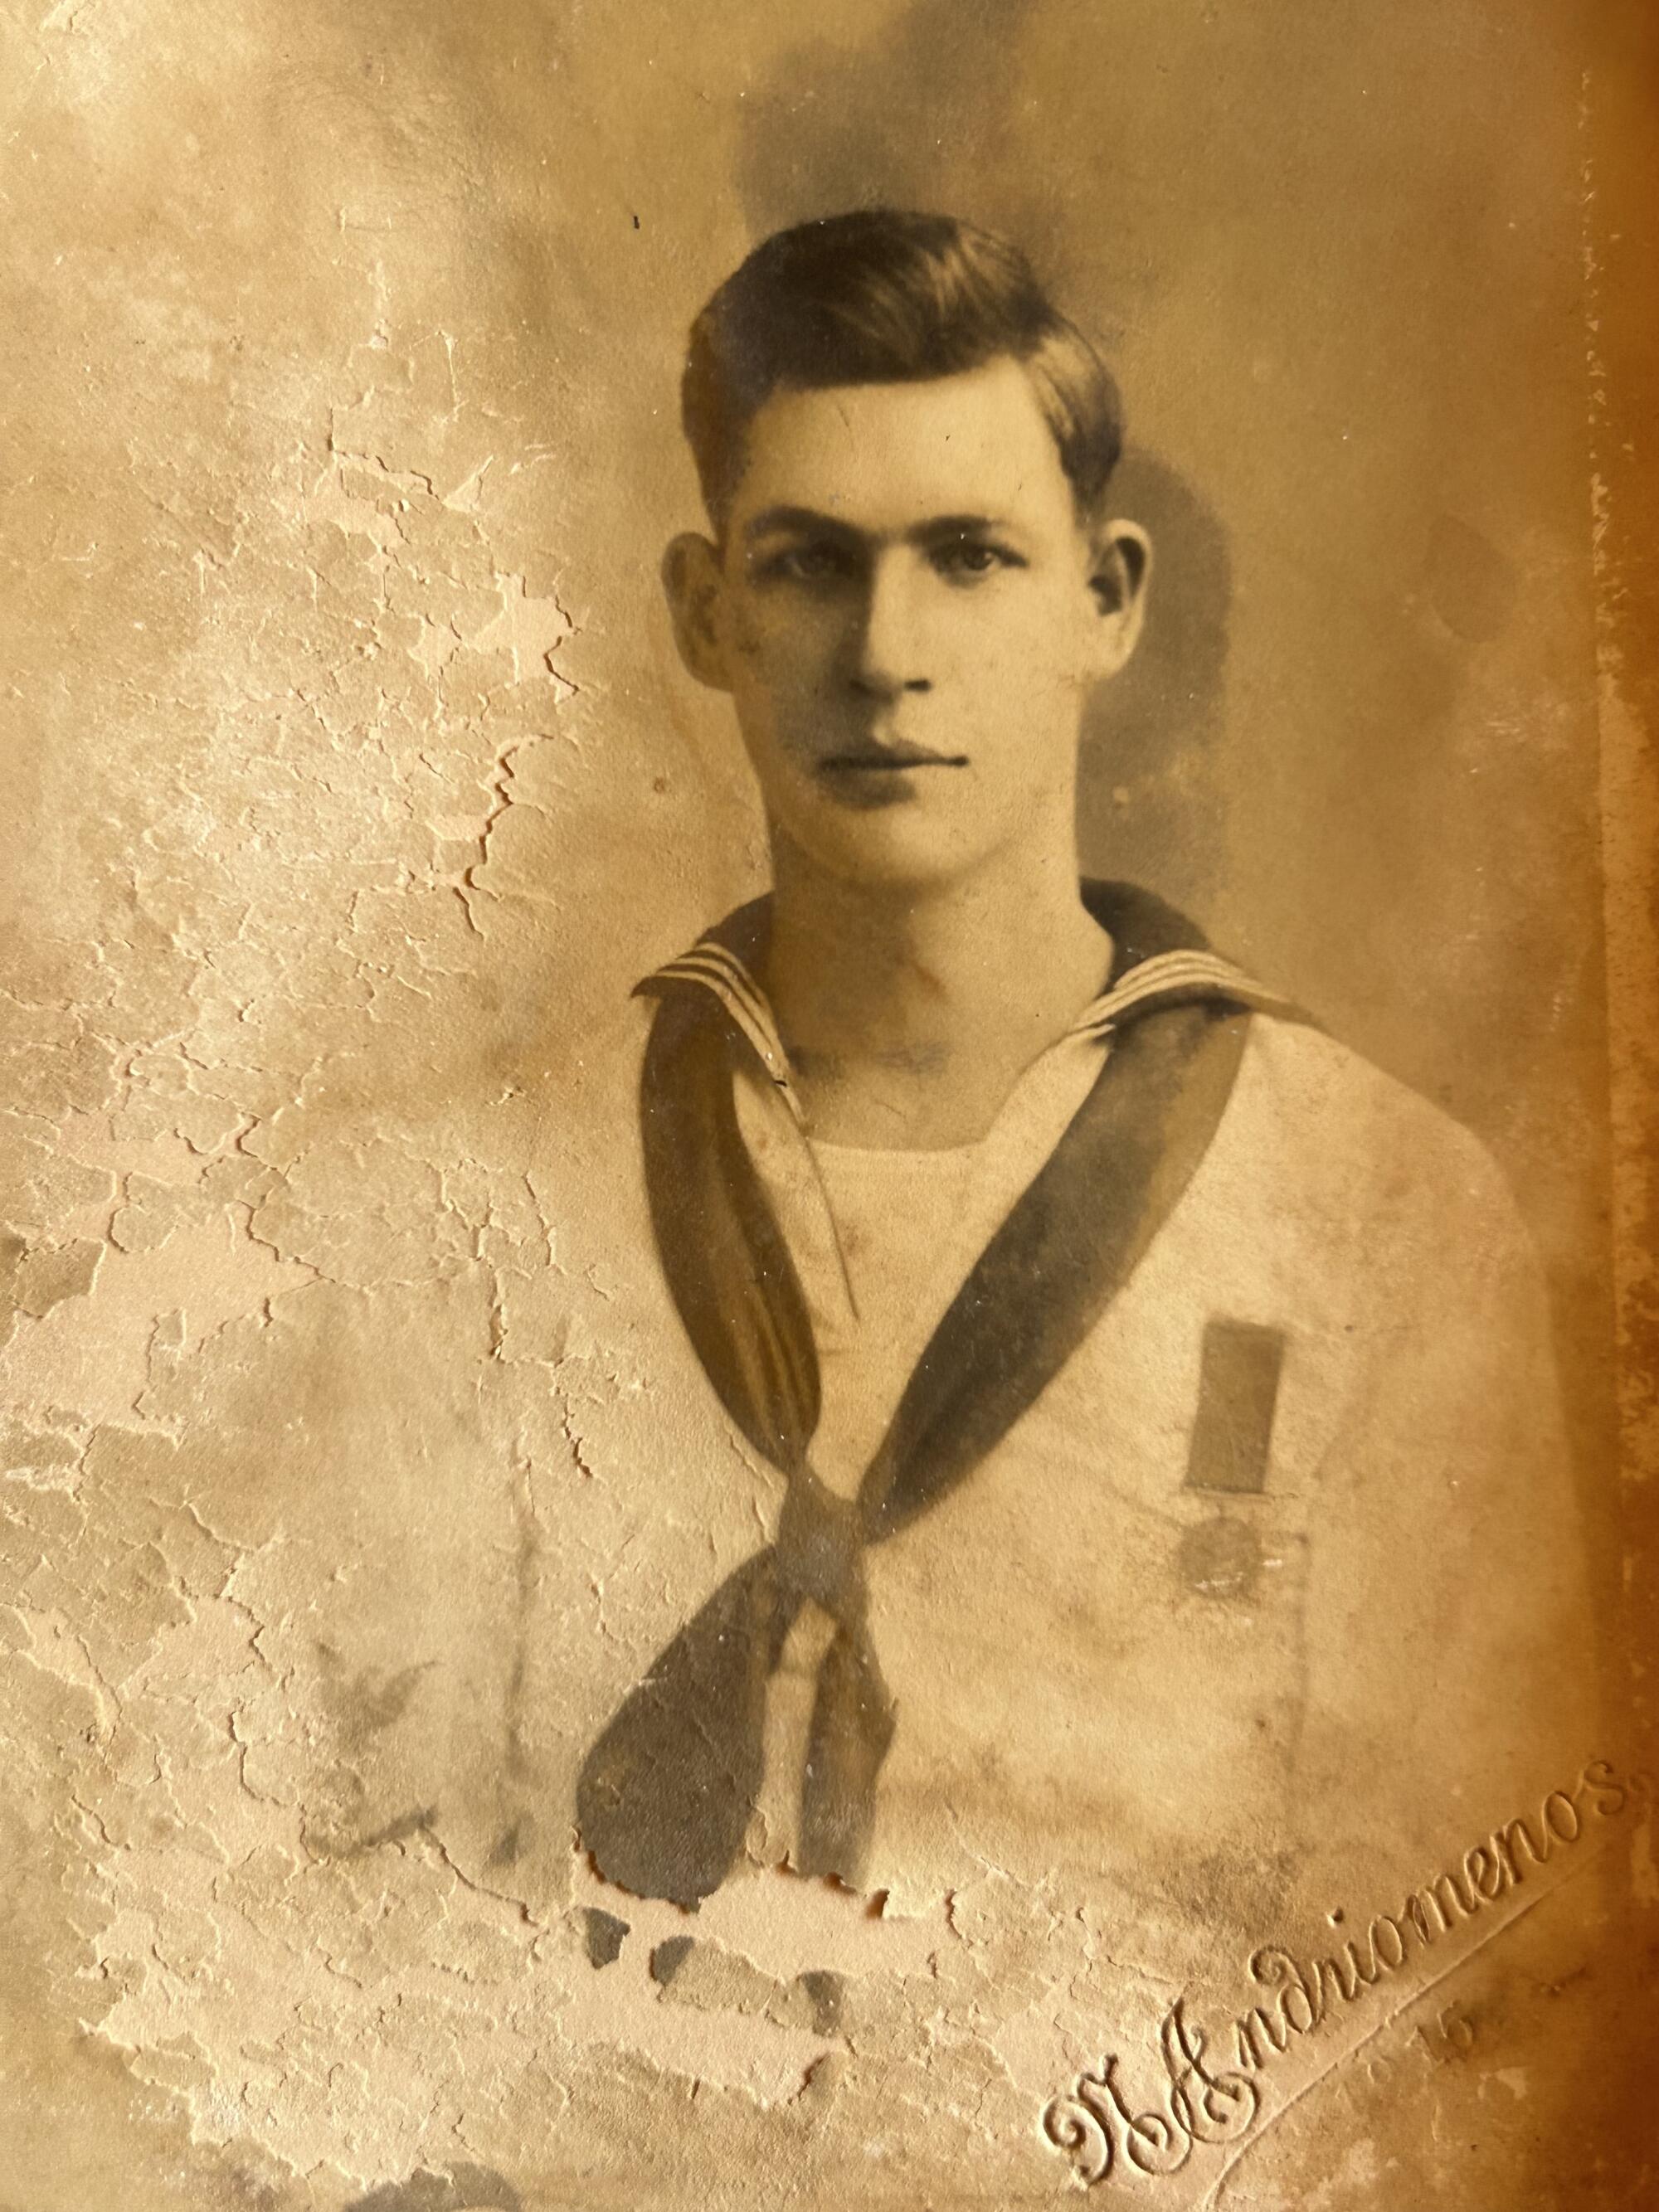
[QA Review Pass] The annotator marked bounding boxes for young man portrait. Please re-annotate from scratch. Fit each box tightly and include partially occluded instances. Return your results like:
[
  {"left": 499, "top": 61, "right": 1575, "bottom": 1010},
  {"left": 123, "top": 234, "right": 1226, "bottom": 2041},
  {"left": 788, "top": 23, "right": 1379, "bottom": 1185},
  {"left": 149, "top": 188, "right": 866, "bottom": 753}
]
[
  {"left": 568, "top": 208, "right": 1595, "bottom": 1972},
  {"left": 5, "top": 3, "right": 1642, "bottom": 2200}
]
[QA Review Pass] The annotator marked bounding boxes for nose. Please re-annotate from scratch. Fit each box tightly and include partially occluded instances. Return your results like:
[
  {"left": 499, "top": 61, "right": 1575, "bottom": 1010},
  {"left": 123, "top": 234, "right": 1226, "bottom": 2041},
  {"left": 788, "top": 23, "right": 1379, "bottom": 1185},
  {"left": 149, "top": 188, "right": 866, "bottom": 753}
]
[{"left": 849, "top": 552, "right": 931, "bottom": 698}]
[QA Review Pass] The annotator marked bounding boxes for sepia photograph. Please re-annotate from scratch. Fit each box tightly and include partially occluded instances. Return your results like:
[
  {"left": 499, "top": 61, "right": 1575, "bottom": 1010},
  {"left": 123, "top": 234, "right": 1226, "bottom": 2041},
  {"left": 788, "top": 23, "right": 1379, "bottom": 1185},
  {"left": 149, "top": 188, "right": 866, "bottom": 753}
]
[{"left": 2, "top": 2, "right": 1654, "bottom": 2208}]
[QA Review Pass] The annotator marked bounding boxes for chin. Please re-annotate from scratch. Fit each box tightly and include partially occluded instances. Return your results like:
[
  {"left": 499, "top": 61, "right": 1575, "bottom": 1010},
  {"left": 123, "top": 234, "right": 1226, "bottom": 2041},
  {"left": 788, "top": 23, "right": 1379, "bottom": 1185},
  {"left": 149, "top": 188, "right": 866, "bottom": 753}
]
[{"left": 788, "top": 803, "right": 1004, "bottom": 897}]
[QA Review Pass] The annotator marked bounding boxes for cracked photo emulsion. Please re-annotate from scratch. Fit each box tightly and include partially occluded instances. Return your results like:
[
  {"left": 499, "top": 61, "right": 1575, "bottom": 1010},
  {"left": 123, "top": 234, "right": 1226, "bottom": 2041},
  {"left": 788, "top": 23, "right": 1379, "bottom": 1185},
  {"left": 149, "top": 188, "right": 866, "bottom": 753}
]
[{"left": 2, "top": 3, "right": 1656, "bottom": 2210}]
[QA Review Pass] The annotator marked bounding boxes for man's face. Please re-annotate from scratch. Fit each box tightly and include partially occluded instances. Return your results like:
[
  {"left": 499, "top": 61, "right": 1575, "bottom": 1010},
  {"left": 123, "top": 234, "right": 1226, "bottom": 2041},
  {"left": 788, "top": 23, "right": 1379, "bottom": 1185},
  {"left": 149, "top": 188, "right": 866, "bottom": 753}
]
[{"left": 664, "top": 356, "right": 1148, "bottom": 892}]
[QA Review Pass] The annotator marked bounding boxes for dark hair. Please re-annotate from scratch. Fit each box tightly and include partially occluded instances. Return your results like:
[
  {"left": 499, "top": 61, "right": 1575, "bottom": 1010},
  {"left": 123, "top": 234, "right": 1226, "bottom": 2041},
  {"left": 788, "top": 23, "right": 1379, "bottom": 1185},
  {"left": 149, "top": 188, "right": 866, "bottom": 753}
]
[{"left": 682, "top": 209, "right": 1124, "bottom": 530}]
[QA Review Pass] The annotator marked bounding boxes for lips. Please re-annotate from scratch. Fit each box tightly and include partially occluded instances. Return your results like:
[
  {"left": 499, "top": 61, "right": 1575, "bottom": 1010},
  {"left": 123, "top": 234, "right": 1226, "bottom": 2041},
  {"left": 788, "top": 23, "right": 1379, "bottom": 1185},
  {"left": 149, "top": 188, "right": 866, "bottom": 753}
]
[{"left": 820, "top": 746, "right": 968, "bottom": 771}]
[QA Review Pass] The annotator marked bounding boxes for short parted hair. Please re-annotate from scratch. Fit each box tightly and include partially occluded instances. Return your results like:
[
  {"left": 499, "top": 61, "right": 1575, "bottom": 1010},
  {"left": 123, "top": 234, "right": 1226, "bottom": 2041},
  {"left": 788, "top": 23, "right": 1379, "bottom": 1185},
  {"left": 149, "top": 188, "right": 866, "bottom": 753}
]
[{"left": 682, "top": 208, "right": 1124, "bottom": 533}]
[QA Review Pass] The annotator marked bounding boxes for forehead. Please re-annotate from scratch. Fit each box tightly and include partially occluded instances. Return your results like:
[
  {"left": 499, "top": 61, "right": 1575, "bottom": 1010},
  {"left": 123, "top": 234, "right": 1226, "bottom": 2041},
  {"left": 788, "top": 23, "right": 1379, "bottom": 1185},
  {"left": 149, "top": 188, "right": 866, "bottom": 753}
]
[{"left": 727, "top": 357, "right": 1079, "bottom": 537}]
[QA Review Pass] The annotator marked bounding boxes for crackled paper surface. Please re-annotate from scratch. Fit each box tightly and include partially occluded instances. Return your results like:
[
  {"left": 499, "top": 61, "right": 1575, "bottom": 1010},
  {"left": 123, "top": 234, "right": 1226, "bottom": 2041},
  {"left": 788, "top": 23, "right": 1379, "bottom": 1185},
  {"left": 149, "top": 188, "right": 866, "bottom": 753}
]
[{"left": 2, "top": 2, "right": 1656, "bottom": 2208}]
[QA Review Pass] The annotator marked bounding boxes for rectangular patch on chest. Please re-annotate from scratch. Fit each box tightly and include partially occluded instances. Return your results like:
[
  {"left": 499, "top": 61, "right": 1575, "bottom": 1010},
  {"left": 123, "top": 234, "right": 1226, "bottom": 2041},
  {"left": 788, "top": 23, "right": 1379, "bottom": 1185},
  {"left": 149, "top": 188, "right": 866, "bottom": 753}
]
[{"left": 1184, "top": 1317, "right": 1287, "bottom": 1495}]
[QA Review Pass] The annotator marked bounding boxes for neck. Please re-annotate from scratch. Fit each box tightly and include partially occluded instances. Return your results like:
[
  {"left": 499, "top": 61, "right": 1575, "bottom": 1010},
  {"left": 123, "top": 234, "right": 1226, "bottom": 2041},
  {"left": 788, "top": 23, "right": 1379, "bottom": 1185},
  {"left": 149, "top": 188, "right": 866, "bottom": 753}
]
[{"left": 761, "top": 826, "right": 1112, "bottom": 1149}]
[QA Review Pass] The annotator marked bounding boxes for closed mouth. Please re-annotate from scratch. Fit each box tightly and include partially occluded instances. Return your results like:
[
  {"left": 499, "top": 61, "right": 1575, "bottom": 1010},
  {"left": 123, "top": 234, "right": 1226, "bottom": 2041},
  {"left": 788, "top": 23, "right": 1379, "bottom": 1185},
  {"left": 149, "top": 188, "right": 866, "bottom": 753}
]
[{"left": 820, "top": 749, "right": 969, "bottom": 771}]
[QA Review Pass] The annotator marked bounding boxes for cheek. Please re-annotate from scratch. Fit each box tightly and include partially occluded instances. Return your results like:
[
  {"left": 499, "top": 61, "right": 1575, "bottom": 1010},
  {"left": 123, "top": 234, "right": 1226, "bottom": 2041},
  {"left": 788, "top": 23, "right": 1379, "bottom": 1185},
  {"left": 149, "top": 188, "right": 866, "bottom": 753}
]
[
  {"left": 732, "top": 612, "right": 849, "bottom": 730},
  {"left": 725, "top": 620, "right": 829, "bottom": 763},
  {"left": 724, "top": 596, "right": 766, "bottom": 666},
  {"left": 727, "top": 586, "right": 839, "bottom": 663},
  {"left": 948, "top": 600, "right": 1092, "bottom": 702}
]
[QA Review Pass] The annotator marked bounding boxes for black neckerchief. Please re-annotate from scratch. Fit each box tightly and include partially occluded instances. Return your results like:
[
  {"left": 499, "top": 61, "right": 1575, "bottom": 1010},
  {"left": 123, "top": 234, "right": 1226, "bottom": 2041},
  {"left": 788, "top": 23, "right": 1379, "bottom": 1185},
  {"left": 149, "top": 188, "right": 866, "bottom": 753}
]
[{"left": 577, "top": 882, "right": 1289, "bottom": 1905}]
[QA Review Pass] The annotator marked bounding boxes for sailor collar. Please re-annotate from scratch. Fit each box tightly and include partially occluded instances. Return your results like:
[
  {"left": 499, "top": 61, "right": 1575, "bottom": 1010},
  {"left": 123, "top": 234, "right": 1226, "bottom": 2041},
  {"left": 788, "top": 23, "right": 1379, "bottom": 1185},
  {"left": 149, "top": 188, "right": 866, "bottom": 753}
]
[{"left": 635, "top": 879, "right": 1296, "bottom": 1125}]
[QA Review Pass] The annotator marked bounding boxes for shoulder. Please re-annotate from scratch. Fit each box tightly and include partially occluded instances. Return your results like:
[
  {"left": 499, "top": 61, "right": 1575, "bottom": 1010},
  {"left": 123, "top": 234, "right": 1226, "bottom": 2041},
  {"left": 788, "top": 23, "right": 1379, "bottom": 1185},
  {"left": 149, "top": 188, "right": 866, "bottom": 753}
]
[
  {"left": 1221, "top": 1011, "right": 1532, "bottom": 1264},
  {"left": 1234, "top": 1012, "right": 1480, "bottom": 1152}
]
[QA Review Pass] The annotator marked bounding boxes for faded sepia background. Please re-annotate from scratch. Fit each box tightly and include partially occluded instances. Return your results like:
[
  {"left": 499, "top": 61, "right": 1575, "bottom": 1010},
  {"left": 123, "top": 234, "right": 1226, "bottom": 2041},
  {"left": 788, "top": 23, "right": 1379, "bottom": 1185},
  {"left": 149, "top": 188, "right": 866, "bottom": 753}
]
[{"left": 2, "top": 0, "right": 1652, "bottom": 2206}]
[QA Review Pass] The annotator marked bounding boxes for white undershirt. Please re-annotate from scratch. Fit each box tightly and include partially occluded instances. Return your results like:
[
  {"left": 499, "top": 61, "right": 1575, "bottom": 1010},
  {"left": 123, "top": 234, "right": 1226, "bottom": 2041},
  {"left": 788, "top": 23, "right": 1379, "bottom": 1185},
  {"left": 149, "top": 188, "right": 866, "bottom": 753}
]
[
  {"left": 784, "top": 1031, "right": 1109, "bottom": 1498},
  {"left": 810, "top": 1138, "right": 979, "bottom": 1336}
]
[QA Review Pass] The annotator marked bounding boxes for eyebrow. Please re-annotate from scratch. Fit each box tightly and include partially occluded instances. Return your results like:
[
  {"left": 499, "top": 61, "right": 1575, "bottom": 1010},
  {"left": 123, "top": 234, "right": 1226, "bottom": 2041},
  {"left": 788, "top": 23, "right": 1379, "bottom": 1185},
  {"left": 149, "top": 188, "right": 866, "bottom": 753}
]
[
  {"left": 741, "top": 505, "right": 859, "bottom": 545},
  {"left": 740, "top": 505, "right": 1019, "bottom": 545}
]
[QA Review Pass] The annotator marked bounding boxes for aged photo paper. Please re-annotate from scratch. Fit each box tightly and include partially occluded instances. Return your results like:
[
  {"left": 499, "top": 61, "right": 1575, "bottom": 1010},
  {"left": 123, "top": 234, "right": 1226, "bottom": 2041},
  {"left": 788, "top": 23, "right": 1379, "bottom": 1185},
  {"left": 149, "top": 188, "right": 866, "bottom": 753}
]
[{"left": 2, "top": 2, "right": 1656, "bottom": 2208}]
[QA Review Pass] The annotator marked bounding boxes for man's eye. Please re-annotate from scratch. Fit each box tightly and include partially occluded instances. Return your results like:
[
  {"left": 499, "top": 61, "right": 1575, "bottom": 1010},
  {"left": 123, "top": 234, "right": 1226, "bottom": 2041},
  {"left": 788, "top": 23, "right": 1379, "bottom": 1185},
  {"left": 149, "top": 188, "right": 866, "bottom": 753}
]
[
  {"left": 763, "top": 544, "right": 854, "bottom": 582},
  {"left": 931, "top": 538, "right": 1021, "bottom": 579}
]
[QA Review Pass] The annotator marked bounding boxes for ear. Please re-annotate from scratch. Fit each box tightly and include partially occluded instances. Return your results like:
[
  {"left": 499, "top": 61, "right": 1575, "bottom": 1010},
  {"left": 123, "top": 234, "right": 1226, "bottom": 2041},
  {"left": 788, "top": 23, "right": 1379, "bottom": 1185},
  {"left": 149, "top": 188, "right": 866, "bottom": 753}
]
[
  {"left": 661, "top": 532, "right": 734, "bottom": 693},
  {"left": 1085, "top": 520, "right": 1152, "bottom": 677}
]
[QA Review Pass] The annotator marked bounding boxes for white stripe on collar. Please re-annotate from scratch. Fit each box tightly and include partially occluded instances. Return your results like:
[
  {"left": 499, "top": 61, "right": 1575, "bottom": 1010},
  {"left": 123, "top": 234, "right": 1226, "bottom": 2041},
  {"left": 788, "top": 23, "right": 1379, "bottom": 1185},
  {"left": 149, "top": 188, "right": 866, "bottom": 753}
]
[
  {"left": 649, "top": 944, "right": 794, "bottom": 1089},
  {"left": 1074, "top": 949, "right": 1299, "bottom": 1032}
]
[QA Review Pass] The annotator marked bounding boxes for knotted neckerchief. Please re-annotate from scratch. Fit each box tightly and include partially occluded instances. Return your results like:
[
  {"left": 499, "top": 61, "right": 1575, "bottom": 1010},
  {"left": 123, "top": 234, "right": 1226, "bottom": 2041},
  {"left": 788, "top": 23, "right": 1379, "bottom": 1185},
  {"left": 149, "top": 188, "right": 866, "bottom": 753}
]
[{"left": 577, "top": 881, "right": 1293, "bottom": 1906}]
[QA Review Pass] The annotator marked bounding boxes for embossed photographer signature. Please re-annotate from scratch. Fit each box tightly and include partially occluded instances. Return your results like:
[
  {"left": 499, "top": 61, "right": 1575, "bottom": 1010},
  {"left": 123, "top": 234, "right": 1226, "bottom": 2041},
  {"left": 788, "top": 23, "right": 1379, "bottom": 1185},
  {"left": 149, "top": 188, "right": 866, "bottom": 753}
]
[{"left": 1042, "top": 1757, "right": 1642, "bottom": 2187}]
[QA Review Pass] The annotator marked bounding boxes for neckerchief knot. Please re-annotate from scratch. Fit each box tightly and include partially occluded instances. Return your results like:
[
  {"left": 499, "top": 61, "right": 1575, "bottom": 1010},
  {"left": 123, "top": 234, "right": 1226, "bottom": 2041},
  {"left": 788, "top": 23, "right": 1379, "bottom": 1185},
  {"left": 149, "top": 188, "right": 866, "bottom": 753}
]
[{"left": 776, "top": 1465, "right": 868, "bottom": 1628}]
